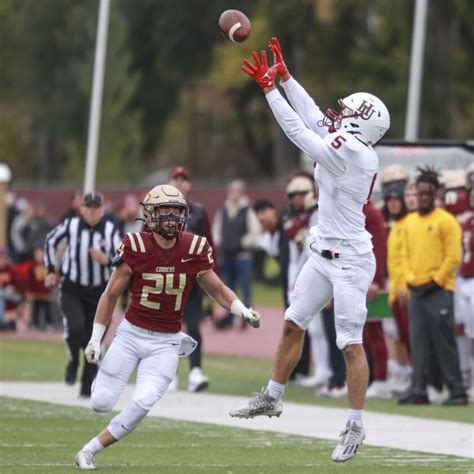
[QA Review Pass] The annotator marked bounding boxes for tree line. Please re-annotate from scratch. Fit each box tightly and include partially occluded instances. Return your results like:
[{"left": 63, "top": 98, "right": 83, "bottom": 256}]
[{"left": 1, "top": 0, "right": 472, "bottom": 185}]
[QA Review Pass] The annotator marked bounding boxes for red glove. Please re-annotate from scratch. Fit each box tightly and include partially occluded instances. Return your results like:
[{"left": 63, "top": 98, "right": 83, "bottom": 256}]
[
  {"left": 268, "top": 37, "right": 289, "bottom": 77},
  {"left": 241, "top": 50, "right": 277, "bottom": 89}
]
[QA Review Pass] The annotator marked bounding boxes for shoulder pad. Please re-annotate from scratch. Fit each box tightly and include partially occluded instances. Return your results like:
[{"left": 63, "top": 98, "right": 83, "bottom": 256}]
[
  {"left": 125, "top": 232, "right": 147, "bottom": 253},
  {"left": 341, "top": 133, "right": 367, "bottom": 152},
  {"left": 185, "top": 234, "right": 208, "bottom": 256}
]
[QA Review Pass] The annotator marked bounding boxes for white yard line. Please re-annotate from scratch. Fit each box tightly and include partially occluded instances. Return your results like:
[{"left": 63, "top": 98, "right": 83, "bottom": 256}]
[{"left": 1, "top": 381, "right": 472, "bottom": 459}]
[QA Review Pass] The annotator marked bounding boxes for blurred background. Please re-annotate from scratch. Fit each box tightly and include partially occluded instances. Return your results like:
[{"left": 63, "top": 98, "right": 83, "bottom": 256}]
[{"left": 1, "top": 0, "right": 473, "bottom": 188}]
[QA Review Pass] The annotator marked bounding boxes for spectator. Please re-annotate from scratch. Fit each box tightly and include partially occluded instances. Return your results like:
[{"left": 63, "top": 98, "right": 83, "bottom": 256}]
[
  {"left": 6, "top": 191, "right": 20, "bottom": 261},
  {"left": 114, "top": 193, "right": 142, "bottom": 235},
  {"left": 441, "top": 170, "right": 469, "bottom": 216},
  {"left": 380, "top": 164, "right": 409, "bottom": 197},
  {"left": 282, "top": 174, "right": 318, "bottom": 384},
  {"left": 28, "top": 246, "right": 55, "bottom": 330},
  {"left": 441, "top": 170, "right": 471, "bottom": 389},
  {"left": 22, "top": 204, "right": 53, "bottom": 260},
  {"left": 44, "top": 192, "right": 122, "bottom": 398},
  {"left": 404, "top": 180, "right": 444, "bottom": 399},
  {"left": 363, "top": 201, "right": 390, "bottom": 399},
  {"left": 384, "top": 185, "right": 412, "bottom": 393},
  {"left": 10, "top": 198, "right": 33, "bottom": 263},
  {"left": 59, "top": 190, "right": 82, "bottom": 223},
  {"left": 398, "top": 166, "right": 467, "bottom": 406},
  {"left": 212, "top": 179, "right": 261, "bottom": 329},
  {"left": 404, "top": 182, "right": 418, "bottom": 212},
  {"left": 168, "top": 165, "right": 215, "bottom": 392},
  {"left": 455, "top": 183, "right": 474, "bottom": 399},
  {"left": 253, "top": 199, "right": 281, "bottom": 262},
  {"left": 0, "top": 248, "right": 19, "bottom": 330}
]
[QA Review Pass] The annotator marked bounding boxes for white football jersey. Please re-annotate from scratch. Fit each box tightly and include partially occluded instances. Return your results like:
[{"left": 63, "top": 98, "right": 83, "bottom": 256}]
[{"left": 266, "top": 78, "right": 378, "bottom": 255}]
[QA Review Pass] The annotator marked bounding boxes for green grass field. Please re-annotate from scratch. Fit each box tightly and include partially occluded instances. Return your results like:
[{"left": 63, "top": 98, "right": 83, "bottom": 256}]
[
  {"left": 1, "top": 338, "right": 473, "bottom": 425},
  {"left": 1, "top": 397, "right": 472, "bottom": 473}
]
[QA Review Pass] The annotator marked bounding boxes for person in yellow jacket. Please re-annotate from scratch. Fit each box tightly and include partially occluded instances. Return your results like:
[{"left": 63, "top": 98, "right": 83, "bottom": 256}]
[{"left": 398, "top": 166, "right": 467, "bottom": 406}]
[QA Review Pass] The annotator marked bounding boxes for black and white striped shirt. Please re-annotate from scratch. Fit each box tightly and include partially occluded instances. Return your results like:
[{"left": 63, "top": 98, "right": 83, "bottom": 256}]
[{"left": 44, "top": 216, "right": 122, "bottom": 289}]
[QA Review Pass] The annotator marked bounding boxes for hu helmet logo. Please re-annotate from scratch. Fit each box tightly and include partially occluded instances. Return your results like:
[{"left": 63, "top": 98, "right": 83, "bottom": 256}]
[{"left": 356, "top": 100, "right": 376, "bottom": 120}]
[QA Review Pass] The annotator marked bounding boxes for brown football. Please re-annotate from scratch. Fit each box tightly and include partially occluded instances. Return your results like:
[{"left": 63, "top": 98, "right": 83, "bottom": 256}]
[{"left": 218, "top": 9, "right": 251, "bottom": 43}]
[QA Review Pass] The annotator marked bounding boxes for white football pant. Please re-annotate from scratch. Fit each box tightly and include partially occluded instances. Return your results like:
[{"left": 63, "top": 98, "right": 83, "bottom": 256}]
[
  {"left": 285, "top": 251, "right": 375, "bottom": 350},
  {"left": 91, "top": 319, "right": 182, "bottom": 439}
]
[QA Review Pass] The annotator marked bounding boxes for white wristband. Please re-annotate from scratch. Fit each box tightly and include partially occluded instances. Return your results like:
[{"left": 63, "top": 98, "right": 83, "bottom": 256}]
[
  {"left": 90, "top": 323, "right": 106, "bottom": 343},
  {"left": 230, "top": 299, "right": 247, "bottom": 317}
]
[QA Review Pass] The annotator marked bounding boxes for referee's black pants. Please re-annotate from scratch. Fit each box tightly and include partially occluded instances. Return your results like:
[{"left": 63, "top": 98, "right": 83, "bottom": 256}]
[{"left": 59, "top": 287, "right": 102, "bottom": 396}]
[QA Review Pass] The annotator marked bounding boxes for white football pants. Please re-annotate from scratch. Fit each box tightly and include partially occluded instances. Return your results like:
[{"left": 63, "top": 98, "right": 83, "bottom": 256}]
[
  {"left": 285, "top": 251, "right": 375, "bottom": 350},
  {"left": 92, "top": 319, "right": 181, "bottom": 414}
]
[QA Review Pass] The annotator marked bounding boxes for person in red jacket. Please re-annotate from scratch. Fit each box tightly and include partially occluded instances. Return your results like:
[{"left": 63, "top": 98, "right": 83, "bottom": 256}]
[
  {"left": 363, "top": 201, "right": 390, "bottom": 399},
  {"left": 0, "top": 248, "right": 20, "bottom": 330},
  {"left": 28, "top": 246, "right": 55, "bottom": 330}
]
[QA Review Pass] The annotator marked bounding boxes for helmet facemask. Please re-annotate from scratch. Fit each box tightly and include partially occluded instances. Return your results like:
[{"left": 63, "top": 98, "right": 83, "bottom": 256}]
[
  {"left": 144, "top": 203, "right": 188, "bottom": 239},
  {"left": 319, "top": 99, "right": 360, "bottom": 133}
]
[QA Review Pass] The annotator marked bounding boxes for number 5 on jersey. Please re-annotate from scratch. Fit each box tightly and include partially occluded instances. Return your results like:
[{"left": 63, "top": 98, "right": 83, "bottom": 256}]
[{"left": 331, "top": 135, "right": 347, "bottom": 149}]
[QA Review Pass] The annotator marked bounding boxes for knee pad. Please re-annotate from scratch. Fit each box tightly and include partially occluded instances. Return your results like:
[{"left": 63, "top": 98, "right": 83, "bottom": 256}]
[
  {"left": 284, "top": 308, "right": 308, "bottom": 331},
  {"left": 107, "top": 400, "right": 148, "bottom": 440},
  {"left": 133, "top": 379, "right": 170, "bottom": 411},
  {"left": 91, "top": 384, "right": 117, "bottom": 413},
  {"left": 336, "top": 325, "right": 364, "bottom": 351}
]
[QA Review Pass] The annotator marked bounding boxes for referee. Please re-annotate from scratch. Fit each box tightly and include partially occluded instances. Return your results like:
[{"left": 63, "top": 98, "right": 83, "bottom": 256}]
[{"left": 45, "top": 192, "right": 121, "bottom": 397}]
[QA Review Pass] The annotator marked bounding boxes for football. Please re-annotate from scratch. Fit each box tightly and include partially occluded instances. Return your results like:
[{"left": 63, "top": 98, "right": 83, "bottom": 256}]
[{"left": 218, "top": 9, "right": 251, "bottom": 43}]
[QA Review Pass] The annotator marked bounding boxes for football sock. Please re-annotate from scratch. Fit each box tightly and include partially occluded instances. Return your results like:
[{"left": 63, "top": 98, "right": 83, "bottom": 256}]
[
  {"left": 266, "top": 380, "right": 285, "bottom": 400},
  {"left": 83, "top": 437, "right": 104, "bottom": 455},
  {"left": 347, "top": 409, "right": 363, "bottom": 427},
  {"left": 399, "top": 364, "right": 412, "bottom": 377}
]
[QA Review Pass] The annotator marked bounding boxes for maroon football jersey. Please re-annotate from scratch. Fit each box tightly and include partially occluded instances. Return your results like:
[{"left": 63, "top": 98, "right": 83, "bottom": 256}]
[
  {"left": 460, "top": 211, "right": 474, "bottom": 277},
  {"left": 116, "top": 231, "right": 214, "bottom": 332}
]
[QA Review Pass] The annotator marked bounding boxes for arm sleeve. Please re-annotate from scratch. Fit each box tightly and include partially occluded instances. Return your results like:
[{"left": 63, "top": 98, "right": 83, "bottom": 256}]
[
  {"left": 433, "top": 217, "right": 462, "bottom": 287},
  {"left": 281, "top": 77, "right": 328, "bottom": 138},
  {"left": 265, "top": 89, "right": 345, "bottom": 177},
  {"left": 44, "top": 219, "right": 70, "bottom": 273}
]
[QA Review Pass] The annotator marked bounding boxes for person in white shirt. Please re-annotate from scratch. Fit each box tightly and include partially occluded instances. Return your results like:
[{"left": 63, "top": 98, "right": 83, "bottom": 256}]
[{"left": 229, "top": 37, "right": 390, "bottom": 463}]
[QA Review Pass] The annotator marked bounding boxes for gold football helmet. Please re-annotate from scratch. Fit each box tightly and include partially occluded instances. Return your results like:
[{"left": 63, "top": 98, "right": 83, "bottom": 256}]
[
  {"left": 286, "top": 176, "right": 317, "bottom": 210},
  {"left": 142, "top": 184, "right": 188, "bottom": 239}
]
